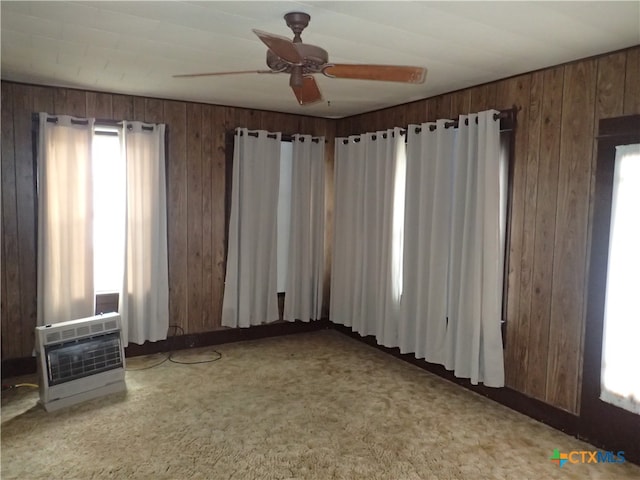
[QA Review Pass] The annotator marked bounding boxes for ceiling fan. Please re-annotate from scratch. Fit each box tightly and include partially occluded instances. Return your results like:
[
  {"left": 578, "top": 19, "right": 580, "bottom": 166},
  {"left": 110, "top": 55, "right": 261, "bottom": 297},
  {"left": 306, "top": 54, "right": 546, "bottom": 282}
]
[{"left": 173, "top": 12, "right": 427, "bottom": 106}]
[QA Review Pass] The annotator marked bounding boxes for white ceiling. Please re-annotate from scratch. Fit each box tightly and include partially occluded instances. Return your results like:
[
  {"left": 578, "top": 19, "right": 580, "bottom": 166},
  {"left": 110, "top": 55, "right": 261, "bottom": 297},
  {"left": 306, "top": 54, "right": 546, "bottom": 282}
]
[{"left": 1, "top": 1, "right": 639, "bottom": 119}]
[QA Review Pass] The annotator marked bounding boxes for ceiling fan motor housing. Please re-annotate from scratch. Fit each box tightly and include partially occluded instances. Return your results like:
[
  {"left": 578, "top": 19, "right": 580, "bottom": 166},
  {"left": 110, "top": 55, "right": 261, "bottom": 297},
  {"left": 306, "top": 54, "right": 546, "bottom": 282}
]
[
  {"left": 266, "top": 44, "right": 329, "bottom": 74},
  {"left": 266, "top": 12, "right": 328, "bottom": 75}
]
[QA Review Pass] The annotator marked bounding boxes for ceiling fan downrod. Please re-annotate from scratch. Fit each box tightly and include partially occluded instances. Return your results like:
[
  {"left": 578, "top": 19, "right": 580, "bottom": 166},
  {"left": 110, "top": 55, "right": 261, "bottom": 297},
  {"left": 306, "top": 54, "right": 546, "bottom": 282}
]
[{"left": 284, "top": 11, "right": 310, "bottom": 43}]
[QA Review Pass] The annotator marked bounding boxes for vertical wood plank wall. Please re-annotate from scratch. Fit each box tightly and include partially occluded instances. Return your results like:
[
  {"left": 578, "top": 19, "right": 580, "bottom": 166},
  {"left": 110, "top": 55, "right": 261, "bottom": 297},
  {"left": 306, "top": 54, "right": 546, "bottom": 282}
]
[
  {"left": 0, "top": 84, "right": 335, "bottom": 359},
  {"left": 2, "top": 47, "right": 638, "bottom": 414},
  {"left": 335, "top": 47, "right": 640, "bottom": 414}
]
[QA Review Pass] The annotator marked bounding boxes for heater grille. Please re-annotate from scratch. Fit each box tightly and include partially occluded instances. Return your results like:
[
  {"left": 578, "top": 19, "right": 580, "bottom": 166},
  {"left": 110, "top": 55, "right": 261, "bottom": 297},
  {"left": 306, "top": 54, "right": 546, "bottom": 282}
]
[
  {"left": 36, "top": 313, "right": 126, "bottom": 411},
  {"left": 45, "top": 332, "right": 123, "bottom": 386}
]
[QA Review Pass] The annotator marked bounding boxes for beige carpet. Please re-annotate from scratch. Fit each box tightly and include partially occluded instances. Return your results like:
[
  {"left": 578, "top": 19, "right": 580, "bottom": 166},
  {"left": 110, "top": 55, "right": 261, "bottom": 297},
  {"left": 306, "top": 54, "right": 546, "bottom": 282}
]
[{"left": 2, "top": 330, "right": 638, "bottom": 480}]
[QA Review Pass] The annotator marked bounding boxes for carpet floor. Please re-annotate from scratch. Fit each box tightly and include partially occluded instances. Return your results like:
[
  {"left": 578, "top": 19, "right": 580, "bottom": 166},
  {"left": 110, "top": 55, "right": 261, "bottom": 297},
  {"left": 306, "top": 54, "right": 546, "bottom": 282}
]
[{"left": 2, "top": 330, "right": 639, "bottom": 480}]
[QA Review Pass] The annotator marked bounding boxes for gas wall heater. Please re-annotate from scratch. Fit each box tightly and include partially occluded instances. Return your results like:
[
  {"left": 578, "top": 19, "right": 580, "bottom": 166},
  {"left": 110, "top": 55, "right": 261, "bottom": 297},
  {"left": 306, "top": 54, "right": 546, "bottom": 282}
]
[{"left": 35, "top": 312, "right": 126, "bottom": 412}]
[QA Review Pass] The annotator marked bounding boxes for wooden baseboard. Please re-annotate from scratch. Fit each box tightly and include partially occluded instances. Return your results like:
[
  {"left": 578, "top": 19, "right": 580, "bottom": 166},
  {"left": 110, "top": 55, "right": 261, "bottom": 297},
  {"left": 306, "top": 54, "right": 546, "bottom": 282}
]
[
  {"left": 125, "top": 319, "right": 331, "bottom": 358},
  {"left": 1, "top": 356, "right": 37, "bottom": 381},
  {"left": 1, "top": 319, "right": 331, "bottom": 379},
  {"left": 330, "top": 323, "right": 579, "bottom": 436}
]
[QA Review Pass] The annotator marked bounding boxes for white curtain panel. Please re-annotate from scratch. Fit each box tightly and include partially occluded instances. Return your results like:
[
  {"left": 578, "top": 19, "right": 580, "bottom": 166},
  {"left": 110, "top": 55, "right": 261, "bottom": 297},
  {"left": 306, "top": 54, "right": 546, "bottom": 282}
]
[
  {"left": 330, "top": 136, "right": 361, "bottom": 331},
  {"left": 222, "top": 128, "right": 281, "bottom": 327},
  {"left": 445, "top": 110, "right": 505, "bottom": 387},
  {"left": 331, "top": 128, "right": 404, "bottom": 346},
  {"left": 120, "top": 122, "right": 169, "bottom": 345},
  {"left": 37, "top": 113, "right": 95, "bottom": 326},
  {"left": 399, "top": 119, "right": 455, "bottom": 364},
  {"left": 389, "top": 110, "right": 504, "bottom": 387},
  {"left": 283, "top": 135, "right": 325, "bottom": 322}
]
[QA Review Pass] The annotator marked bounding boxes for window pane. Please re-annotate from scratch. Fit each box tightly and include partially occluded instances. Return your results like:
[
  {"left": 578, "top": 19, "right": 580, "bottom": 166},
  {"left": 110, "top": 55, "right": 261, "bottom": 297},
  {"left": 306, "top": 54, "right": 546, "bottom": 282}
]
[
  {"left": 391, "top": 140, "right": 406, "bottom": 301},
  {"left": 601, "top": 143, "right": 640, "bottom": 414},
  {"left": 92, "top": 132, "right": 126, "bottom": 294},
  {"left": 277, "top": 141, "right": 293, "bottom": 293}
]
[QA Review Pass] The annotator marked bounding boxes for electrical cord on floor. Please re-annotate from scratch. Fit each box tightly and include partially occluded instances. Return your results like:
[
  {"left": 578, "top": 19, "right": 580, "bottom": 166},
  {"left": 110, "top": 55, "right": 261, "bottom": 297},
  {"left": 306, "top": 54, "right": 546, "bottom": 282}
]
[
  {"left": 2, "top": 383, "right": 39, "bottom": 391},
  {"left": 168, "top": 350, "right": 222, "bottom": 365},
  {"left": 125, "top": 354, "right": 169, "bottom": 371},
  {"left": 125, "top": 324, "right": 222, "bottom": 371},
  {"left": 167, "top": 325, "right": 222, "bottom": 364}
]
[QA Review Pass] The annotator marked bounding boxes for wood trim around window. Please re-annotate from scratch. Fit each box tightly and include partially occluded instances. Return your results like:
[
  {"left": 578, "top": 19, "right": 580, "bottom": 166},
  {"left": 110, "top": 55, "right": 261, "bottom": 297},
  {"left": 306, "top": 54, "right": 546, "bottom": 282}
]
[{"left": 580, "top": 113, "right": 640, "bottom": 464}]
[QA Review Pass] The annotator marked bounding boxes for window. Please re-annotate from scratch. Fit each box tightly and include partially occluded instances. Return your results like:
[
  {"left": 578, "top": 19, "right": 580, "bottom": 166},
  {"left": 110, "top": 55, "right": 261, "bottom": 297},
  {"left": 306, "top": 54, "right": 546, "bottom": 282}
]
[
  {"left": 600, "top": 143, "right": 640, "bottom": 413},
  {"left": 37, "top": 115, "right": 169, "bottom": 342},
  {"left": 499, "top": 129, "right": 512, "bottom": 328},
  {"left": 276, "top": 140, "right": 293, "bottom": 293},
  {"left": 92, "top": 128, "right": 126, "bottom": 296},
  {"left": 581, "top": 114, "right": 640, "bottom": 457},
  {"left": 391, "top": 137, "right": 406, "bottom": 301}
]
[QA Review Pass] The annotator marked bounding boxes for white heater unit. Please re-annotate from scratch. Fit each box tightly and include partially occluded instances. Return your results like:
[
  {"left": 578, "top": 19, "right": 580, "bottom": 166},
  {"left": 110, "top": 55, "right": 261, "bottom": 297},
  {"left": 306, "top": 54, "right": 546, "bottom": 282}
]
[{"left": 35, "top": 312, "right": 126, "bottom": 412}]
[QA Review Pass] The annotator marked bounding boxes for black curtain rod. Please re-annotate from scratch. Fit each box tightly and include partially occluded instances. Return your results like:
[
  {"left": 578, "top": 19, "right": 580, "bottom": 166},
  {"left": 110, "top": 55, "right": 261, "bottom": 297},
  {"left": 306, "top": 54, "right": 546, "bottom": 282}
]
[
  {"left": 413, "top": 110, "right": 507, "bottom": 134},
  {"left": 235, "top": 130, "right": 323, "bottom": 143},
  {"left": 341, "top": 107, "right": 518, "bottom": 144},
  {"left": 39, "top": 114, "right": 155, "bottom": 131}
]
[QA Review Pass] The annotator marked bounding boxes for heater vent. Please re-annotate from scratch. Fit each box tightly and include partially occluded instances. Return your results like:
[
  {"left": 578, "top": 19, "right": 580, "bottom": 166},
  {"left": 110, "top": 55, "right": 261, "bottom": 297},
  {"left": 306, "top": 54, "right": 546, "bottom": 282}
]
[
  {"left": 46, "top": 332, "right": 61, "bottom": 344},
  {"left": 35, "top": 313, "right": 126, "bottom": 411},
  {"left": 62, "top": 328, "right": 76, "bottom": 340},
  {"left": 91, "top": 323, "right": 104, "bottom": 333},
  {"left": 76, "top": 325, "right": 91, "bottom": 337},
  {"left": 46, "top": 332, "right": 123, "bottom": 386}
]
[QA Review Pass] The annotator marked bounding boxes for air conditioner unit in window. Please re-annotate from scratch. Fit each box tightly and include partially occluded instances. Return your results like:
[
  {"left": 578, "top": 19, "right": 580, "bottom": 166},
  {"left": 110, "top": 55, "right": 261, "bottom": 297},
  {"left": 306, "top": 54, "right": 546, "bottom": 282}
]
[{"left": 35, "top": 312, "right": 126, "bottom": 412}]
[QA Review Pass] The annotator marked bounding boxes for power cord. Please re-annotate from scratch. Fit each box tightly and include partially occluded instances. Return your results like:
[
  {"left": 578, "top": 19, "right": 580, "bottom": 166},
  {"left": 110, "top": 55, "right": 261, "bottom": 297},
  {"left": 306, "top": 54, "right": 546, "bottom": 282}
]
[
  {"left": 169, "top": 350, "right": 222, "bottom": 365},
  {"left": 125, "top": 353, "right": 169, "bottom": 371},
  {"left": 1, "top": 383, "right": 38, "bottom": 391},
  {"left": 125, "top": 324, "right": 222, "bottom": 371},
  {"left": 166, "top": 325, "right": 222, "bottom": 365}
]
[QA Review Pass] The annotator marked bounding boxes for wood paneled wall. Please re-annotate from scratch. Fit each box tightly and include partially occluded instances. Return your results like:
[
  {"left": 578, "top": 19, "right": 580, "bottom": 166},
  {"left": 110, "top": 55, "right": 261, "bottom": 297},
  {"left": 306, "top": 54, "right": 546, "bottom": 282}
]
[
  {"left": 2, "top": 47, "right": 638, "bottom": 414},
  {"left": 1, "top": 83, "right": 334, "bottom": 360},
  {"left": 335, "top": 46, "right": 640, "bottom": 413}
]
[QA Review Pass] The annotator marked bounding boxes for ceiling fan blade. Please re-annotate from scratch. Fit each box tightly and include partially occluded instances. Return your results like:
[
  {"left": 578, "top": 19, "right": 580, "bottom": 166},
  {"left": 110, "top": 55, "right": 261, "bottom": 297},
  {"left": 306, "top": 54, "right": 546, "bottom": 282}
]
[
  {"left": 323, "top": 64, "right": 426, "bottom": 84},
  {"left": 252, "top": 29, "right": 302, "bottom": 64},
  {"left": 291, "top": 76, "right": 322, "bottom": 106},
  {"left": 173, "top": 70, "right": 274, "bottom": 78}
]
